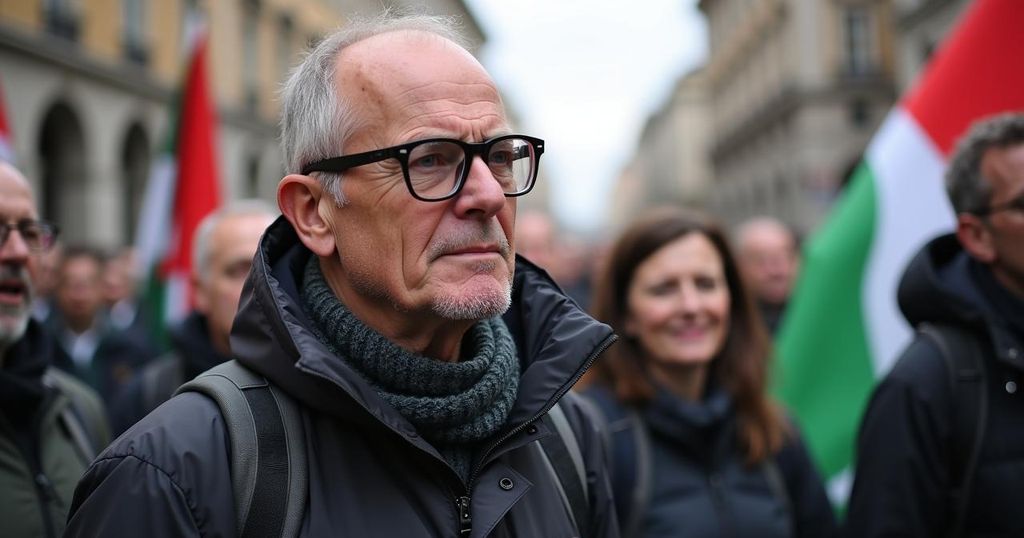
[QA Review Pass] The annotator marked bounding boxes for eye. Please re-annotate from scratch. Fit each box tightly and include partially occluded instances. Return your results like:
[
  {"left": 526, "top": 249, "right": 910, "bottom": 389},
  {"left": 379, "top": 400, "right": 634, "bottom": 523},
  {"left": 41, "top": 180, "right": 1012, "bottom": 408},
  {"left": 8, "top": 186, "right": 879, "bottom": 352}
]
[{"left": 694, "top": 275, "right": 719, "bottom": 291}]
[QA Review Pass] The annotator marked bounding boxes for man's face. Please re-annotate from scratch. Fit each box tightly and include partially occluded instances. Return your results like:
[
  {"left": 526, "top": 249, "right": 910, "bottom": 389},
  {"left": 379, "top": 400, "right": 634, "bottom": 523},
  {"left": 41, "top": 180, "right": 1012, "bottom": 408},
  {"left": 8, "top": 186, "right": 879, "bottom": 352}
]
[
  {"left": 737, "top": 223, "right": 799, "bottom": 306},
  {"left": 0, "top": 168, "right": 37, "bottom": 348},
  {"left": 978, "top": 143, "right": 1024, "bottom": 296},
  {"left": 56, "top": 255, "right": 104, "bottom": 333},
  {"left": 194, "top": 213, "right": 271, "bottom": 356},
  {"left": 319, "top": 32, "right": 516, "bottom": 329}
]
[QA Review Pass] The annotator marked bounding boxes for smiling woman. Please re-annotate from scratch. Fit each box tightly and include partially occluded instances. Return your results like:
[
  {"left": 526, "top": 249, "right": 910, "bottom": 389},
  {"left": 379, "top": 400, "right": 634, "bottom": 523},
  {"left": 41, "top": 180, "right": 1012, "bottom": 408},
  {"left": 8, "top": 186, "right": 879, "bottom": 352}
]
[{"left": 578, "top": 207, "right": 837, "bottom": 538}]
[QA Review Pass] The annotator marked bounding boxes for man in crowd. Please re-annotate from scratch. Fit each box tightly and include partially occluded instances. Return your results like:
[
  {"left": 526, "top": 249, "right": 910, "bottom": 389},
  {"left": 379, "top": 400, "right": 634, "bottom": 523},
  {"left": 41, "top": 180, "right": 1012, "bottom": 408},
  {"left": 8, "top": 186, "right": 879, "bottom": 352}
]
[
  {"left": 48, "top": 246, "right": 156, "bottom": 401},
  {"left": 734, "top": 216, "right": 800, "bottom": 334},
  {"left": 110, "top": 200, "right": 276, "bottom": 434},
  {"left": 845, "top": 113, "right": 1024, "bottom": 536},
  {"left": 67, "top": 13, "right": 618, "bottom": 537},
  {"left": 0, "top": 162, "right": 108, "bottom": 537}
]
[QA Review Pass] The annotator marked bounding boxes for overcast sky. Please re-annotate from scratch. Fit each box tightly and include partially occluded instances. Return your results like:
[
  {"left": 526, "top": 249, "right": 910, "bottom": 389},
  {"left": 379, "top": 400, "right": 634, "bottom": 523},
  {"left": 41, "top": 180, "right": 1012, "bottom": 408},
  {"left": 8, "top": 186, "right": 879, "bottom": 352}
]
[{"left": 465, "top": 0, "right": 708, "bottom": 235}]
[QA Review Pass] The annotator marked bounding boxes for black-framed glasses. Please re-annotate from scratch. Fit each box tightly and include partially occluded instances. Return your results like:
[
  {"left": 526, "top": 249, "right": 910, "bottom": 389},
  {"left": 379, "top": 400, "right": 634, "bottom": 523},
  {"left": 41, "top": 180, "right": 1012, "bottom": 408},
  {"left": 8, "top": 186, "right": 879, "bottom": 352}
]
[
  {"left": 973, "top": 192, "right": 1024, "bottom": 217},
  {"left": 0, "top": 219, "right": 59, "bottom": 252},
  {"left": 301, "top": 134, "right": 545, "bottom": 202}
]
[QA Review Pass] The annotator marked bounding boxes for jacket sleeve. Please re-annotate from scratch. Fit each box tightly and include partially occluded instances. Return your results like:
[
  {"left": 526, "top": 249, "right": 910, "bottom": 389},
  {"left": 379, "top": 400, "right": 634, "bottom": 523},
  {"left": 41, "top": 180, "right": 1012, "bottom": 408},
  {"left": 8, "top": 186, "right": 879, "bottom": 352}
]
[
  {"left": 64, "top": 392, "right": 238, "bottom": 537},
  {"left": 842, "top": 337, "right": 953, "bottom": 538},
  {"left": 775, "top": 422, "right": 838, "bottom": 538},
  {"left": 561, "top": 391, "right": 621, "bottom": 538},
  {"left": 65, "top": 454, "right": 203, "bottom": 537}
]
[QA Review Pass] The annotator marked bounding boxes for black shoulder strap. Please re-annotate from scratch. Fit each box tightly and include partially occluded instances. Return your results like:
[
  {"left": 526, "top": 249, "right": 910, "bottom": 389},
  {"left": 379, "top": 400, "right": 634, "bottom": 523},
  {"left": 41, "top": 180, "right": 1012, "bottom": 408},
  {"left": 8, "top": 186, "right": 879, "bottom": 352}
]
[
  {"left": 176, "top": 360, "right": 307, "bottom": 538},
  {"left": 538, "top": 397, "right": 591, "bottom": 537},
  {"left": 919, "top": 323, "right": 987, "bottom": 538}
]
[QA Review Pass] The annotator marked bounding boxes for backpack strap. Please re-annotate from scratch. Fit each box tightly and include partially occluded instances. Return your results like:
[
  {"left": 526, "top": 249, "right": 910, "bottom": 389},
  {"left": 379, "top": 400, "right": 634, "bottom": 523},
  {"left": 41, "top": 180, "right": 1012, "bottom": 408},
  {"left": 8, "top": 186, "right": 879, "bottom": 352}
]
[
  {"left": 176, "top": 360, "right": 308, "bottom": 538},
  {"left": 539, "top": 397, "right": 591, "bottom": 537},
  {"left": 918, "top": 323, "right": 987, "bottom": 538}
]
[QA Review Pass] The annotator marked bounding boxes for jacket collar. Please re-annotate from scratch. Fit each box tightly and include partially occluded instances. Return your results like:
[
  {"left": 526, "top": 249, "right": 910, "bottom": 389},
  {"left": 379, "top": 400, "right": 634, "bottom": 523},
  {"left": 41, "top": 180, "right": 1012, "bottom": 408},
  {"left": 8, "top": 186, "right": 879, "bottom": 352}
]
[{"left": 230, "top": 216, "right": 616, "bottom": 433}]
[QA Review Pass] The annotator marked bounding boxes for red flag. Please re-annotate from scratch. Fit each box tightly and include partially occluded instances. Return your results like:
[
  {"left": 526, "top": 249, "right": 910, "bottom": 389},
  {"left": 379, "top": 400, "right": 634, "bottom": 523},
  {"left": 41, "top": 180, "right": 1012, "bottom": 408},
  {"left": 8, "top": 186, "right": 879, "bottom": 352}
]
[
  {"left": 159, "top": 32, "right": 221, "bottom": 315},
  {"left": 0, "top": 76, "right": 14, "bottom": 163}
]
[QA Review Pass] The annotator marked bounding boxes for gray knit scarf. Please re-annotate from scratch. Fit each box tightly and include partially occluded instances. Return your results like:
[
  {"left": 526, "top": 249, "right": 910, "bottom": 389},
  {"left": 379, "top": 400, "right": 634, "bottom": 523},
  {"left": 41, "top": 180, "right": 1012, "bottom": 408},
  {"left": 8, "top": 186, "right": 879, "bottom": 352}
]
[{"left": 301, "top": 256, "right": 520, "bottom": 481}]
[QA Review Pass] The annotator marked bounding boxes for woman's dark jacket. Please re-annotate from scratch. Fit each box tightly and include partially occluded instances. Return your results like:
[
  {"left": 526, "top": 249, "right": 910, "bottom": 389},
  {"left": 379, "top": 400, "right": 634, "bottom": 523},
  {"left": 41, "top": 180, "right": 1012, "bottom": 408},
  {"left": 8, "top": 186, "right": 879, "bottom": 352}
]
[
  {"left": 65, "top": 217, "right": 619, "bottom": 537},
  {"left": 582, "top": 384, "right": 836, "bottom": 538}
]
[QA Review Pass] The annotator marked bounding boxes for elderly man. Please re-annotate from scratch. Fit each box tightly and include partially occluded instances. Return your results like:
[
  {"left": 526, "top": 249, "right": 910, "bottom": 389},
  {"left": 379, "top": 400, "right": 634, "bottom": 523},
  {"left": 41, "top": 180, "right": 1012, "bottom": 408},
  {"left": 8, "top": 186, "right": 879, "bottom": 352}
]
[
  {"left": 0, "top": 163, "right": 108, "bottom": 537},
  {"left": 109, "top": 200, "right": 276, "bottom": 435},
  {"left": 845, "top": 113, "right": 1024, "bottom": 536},
  {"left": 67, "top": 14, "right": 618, "bottom": 537},
  {"left": 734, "top": 216, "right": 800, "bottom": 334}
]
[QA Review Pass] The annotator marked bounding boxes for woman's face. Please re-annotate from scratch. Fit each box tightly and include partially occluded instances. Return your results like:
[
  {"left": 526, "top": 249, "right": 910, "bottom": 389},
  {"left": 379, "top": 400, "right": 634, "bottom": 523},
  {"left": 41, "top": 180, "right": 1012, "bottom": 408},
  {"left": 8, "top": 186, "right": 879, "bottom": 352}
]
[{"left": 625, "top": 233, "right": 731, "bottom": 369}]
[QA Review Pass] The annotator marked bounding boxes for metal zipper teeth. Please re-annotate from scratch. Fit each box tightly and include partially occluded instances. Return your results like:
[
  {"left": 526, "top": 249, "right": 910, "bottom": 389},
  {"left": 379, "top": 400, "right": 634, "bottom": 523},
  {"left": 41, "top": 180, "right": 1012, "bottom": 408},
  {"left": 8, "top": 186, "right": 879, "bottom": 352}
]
[{"left": 464, "top": 332, "right": 619, "bottom": 489}]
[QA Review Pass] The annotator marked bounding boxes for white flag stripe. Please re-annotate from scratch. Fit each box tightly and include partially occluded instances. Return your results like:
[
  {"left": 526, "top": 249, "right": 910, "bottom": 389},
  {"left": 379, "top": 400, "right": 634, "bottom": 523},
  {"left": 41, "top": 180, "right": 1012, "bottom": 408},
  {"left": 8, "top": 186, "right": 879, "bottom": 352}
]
[{"left": 863, "top": 108, "right": 955, "bottom": 377}]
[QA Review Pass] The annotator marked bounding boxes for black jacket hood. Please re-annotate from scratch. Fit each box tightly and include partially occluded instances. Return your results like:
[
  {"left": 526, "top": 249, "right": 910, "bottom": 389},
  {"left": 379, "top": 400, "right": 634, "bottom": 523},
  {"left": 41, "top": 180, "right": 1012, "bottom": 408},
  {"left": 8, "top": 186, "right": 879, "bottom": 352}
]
[
  {"left": 898, "top": 232, "right": 1024, "bottom": 371},
  {"left": 229, "top": 216, "right": 616, "bottom": 436}
]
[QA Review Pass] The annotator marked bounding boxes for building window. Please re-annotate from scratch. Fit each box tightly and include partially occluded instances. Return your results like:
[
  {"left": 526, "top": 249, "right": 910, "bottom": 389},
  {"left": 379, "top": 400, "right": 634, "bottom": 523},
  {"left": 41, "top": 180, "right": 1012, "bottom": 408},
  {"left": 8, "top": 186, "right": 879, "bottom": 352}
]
[
  {"left": 277, "top": 14, "right": 294, "bottom": 81},
  {"left": 122, "top": 0, "right": 149, "bottom": 66},
  {"left": 43, "top": 0, "right": 80, "bottom": 41},
  {"left": 243, "top": 5, "right": 261, "bottom": 113},
  {"left": 843, "top": 6, "right": 872, "bottom": 76},
  {"left": 849, "top": 98, "right": 870, "bottom": 128}
]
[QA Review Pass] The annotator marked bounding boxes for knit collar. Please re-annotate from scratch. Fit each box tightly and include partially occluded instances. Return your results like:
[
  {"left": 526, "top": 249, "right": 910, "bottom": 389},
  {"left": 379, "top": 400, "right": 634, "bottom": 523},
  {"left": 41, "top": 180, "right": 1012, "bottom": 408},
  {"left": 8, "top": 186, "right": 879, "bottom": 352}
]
[{"left": 300, "top": 257, "right": 520, "bottom": 480}]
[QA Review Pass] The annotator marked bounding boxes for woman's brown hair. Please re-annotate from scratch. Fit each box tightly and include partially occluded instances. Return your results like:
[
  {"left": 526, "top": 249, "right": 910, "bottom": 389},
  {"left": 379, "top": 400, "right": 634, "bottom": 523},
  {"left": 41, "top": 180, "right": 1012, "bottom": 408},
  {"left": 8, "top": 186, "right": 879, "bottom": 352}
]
[{"left": 584, "top": 207, "right": 787, "bottom": 463}]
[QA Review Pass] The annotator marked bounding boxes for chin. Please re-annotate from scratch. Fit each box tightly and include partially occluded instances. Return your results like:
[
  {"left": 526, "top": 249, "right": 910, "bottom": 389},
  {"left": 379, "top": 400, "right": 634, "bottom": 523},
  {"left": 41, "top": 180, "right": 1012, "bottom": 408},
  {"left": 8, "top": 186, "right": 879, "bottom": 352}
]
[{"left": 431, "top": 283, "right": 512, "bottom": 321}]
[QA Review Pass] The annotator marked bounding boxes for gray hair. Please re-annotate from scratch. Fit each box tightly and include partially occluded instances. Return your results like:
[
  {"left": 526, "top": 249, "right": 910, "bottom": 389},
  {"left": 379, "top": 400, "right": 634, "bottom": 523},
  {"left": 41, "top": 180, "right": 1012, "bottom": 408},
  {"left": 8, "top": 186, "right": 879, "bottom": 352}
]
[
  {"left": 192, "top": 199, "right": 278, "bottom": 279},
  {"left": 279, "top": 11, "right": 467, "bottom": 206},
  {"left": 946, "top": 112, "right": 1024, "bottom": 214}
]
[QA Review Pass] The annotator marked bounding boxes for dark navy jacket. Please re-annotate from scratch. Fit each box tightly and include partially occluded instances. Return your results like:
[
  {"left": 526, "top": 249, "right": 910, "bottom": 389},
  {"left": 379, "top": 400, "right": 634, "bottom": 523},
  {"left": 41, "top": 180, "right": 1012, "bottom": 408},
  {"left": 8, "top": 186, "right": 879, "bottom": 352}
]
[{"left": 844, "top": 233, "right": 1024, "bottom": 537}]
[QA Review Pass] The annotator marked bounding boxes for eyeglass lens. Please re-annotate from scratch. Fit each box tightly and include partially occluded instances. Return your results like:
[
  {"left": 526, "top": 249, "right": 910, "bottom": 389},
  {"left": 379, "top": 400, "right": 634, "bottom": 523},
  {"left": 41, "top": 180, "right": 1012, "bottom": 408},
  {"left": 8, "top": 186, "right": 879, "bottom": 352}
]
[
  {"left": 406, "top": 138, "right": 535, "bottom": 199},
  {"left": 0, "top": 221, "right": 56, "bottom": 251}
]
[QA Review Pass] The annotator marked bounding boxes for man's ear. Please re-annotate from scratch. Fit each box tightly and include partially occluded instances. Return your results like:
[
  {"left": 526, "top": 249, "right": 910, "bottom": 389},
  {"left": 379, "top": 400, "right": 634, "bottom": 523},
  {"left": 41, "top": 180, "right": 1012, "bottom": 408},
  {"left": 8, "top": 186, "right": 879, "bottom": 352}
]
[
  {"left": 192, "top": 273, "right": 210, "bottom": 315},
  {"left": 955, "top": 213, "right": 997, "bottom": 263},
  {"left": 278, "top": 174, "right": 336, "bottom": 257}
]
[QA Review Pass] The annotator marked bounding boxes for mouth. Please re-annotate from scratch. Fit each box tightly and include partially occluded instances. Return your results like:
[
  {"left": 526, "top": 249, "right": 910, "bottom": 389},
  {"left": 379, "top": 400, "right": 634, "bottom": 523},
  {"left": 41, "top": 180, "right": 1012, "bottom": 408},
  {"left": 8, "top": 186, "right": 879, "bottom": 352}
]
[
  {"left": 441, "top": 245, "right": 503, "bottom": 258},
  {"left": 0, "top": 279, "right": 28, "bottom": 307}
]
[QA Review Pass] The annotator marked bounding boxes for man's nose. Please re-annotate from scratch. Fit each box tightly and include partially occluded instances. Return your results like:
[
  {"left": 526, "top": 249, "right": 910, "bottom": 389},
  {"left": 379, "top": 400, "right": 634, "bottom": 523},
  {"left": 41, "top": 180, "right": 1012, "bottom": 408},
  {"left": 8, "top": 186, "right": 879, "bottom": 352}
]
[{"left": 451, "top": 156, "right": 507, "bottom": 218}]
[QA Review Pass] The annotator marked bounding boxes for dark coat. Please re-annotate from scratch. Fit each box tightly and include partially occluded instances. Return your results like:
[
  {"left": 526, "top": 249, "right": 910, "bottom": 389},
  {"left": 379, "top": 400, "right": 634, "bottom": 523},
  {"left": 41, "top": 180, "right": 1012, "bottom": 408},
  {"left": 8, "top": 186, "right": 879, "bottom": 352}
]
[
  {"left": 582, "top": 384, "right": 836, "bottom": 538},
  {"left": 844, "top": 234, "right": 1024, "bottom": 537},
  {"left": 108, "top": 312, "right": 231, "bottom": 436},
  {"left": 47, "top": 309, "right": 157, "bottom": 402},
  {"left": 65, "top": 217, "right": 620, "bottom": 537}
]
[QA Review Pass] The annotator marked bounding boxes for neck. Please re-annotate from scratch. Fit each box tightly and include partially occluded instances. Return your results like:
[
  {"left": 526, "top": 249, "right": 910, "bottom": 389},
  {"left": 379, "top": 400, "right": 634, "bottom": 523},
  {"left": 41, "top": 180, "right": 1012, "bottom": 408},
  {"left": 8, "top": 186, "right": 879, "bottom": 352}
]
[
  {"left": 648, "top": 361, "right": 709, "bottom": 402},
  {"left": 319, "top": 257, "right": 473, "bottom": 362},
  {"left": 992, "top": 265, "right": 1024, "bottom": 299}
]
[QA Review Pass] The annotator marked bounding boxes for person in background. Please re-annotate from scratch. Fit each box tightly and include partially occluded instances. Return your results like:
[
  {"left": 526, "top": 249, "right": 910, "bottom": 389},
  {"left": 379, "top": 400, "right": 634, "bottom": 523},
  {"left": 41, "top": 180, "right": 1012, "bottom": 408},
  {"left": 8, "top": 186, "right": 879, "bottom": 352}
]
[
  {"left": 734, "top": 217, "right": 800, "bottom": 335},
  {"left": 844, "top": 113, "right": 1024, "bottom": 537},
  {"left": 66, "top": 13, "right": 618, "bottom": 537},
  {"left": 48, "top": 246, "right": 156, "bottom": 401},
  {"left": 30, "top": 240, "right": 61, "bottom": 323},
  {"left": 0, "top": 162, "right": 108, "bottom": 538},
  {"left": 581, "top": 208, "right": 835, "bottom": 538},
  {"left": 110, "top": 200, "right": 276, "bottom": 435}
]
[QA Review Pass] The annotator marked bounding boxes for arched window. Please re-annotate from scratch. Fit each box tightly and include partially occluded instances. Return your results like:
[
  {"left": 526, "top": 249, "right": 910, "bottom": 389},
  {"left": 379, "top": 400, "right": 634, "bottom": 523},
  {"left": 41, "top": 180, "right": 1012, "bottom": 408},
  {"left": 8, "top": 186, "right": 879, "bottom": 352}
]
[{"left": 38, "top": 101, "right": 86, "bottom": 242}]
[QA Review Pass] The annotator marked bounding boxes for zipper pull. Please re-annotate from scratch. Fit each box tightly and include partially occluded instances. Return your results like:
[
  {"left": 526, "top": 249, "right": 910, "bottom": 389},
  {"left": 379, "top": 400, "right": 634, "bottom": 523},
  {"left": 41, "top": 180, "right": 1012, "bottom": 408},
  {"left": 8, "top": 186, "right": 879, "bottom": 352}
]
[
  {"left": 456, "top": 495, "right": 472, "bottom": 535},
  {"left": 35, "top": 473, "right": 60, "bottom": 505}
]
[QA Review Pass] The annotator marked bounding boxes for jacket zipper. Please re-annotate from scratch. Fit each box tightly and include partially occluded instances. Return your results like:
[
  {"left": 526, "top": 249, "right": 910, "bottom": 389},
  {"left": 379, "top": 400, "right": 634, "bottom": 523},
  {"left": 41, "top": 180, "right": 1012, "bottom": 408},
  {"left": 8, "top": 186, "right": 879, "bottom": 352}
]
[
  {"left": 298, "top": 329, "right": 618, "bottom": 537},
  {"left": 34, "top": 471, "right": 60, "bottom": 538},
  {"left": 456, "top": 495, "right": 473, "bottom": 535}
]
